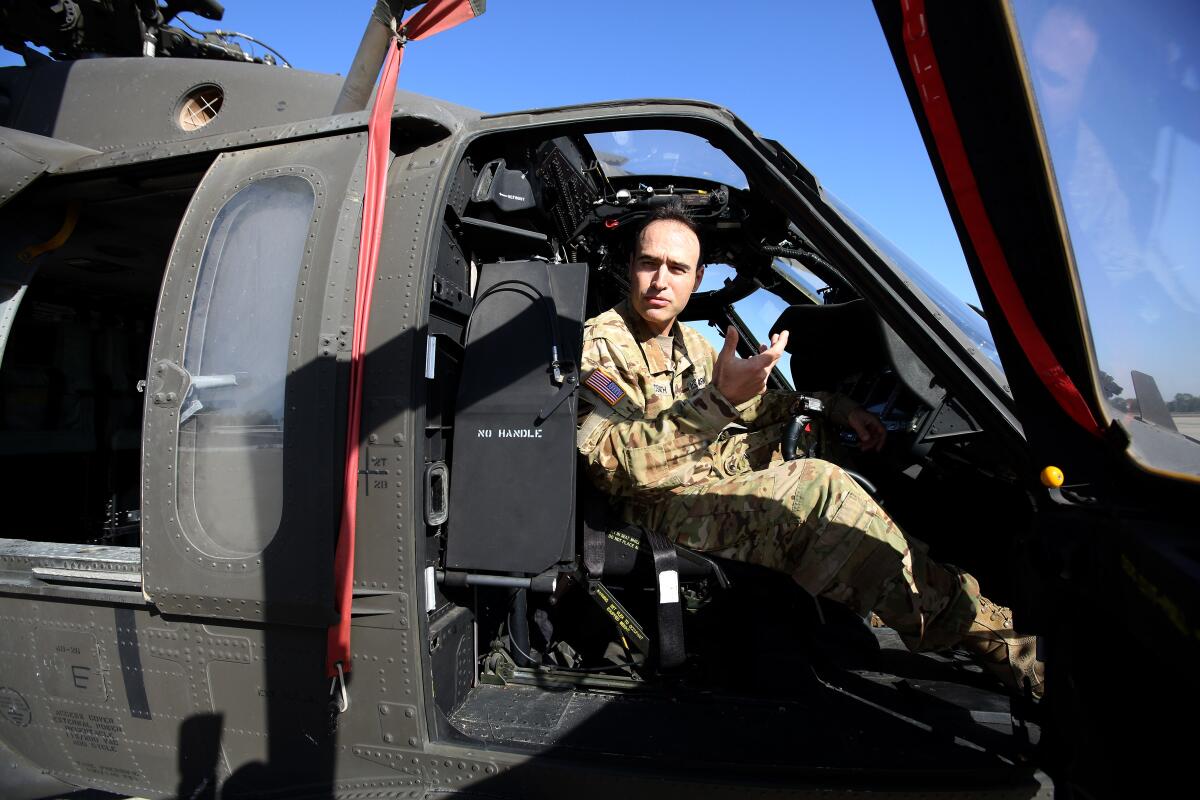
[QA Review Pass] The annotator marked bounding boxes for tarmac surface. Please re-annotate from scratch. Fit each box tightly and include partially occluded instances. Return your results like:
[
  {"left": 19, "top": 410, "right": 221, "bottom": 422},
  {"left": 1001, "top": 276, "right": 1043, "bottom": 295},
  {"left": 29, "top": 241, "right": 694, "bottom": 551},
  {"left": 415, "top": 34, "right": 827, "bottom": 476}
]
[{"left": 1173, "top": 413, "right": 1200, "bottom": 440}]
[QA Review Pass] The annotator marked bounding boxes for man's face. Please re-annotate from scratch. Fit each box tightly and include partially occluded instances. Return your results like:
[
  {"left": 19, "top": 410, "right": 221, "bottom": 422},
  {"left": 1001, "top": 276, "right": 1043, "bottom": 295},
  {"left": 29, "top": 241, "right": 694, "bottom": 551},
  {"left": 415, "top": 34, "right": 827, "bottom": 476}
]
[{"left": 628, "top": 219, "right": 703, "bottom": 335}]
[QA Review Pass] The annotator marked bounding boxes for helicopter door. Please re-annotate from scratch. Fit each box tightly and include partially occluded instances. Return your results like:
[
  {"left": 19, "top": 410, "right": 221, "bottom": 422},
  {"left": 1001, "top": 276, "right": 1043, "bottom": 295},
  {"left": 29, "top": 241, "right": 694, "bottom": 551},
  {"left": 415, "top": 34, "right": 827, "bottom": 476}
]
[{"left": 142, "top": 134, "right": 366, "bottom": 625}]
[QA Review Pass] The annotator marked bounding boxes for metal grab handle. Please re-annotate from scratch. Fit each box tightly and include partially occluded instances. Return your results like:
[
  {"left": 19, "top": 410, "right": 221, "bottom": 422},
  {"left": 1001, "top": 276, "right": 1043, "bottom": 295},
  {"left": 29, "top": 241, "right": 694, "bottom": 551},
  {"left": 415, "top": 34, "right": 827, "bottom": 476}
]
[{"left": 424, "top": 462, "right": 449, "bottom": 526}]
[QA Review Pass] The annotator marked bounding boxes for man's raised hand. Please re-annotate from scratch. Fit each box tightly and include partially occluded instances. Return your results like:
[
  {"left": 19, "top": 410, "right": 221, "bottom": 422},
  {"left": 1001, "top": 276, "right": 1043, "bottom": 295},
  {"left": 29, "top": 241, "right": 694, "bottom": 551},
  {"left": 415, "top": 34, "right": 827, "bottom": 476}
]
[{"left": 713, "top": 326, "right": 789, "bottom": 406}]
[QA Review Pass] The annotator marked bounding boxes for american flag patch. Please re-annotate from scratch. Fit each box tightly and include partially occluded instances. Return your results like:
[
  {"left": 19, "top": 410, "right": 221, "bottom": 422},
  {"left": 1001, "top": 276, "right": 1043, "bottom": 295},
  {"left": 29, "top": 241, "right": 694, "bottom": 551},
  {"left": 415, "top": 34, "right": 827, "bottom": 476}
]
[{"left": 584, "top": 368, "right": 626, "bottom": 407}]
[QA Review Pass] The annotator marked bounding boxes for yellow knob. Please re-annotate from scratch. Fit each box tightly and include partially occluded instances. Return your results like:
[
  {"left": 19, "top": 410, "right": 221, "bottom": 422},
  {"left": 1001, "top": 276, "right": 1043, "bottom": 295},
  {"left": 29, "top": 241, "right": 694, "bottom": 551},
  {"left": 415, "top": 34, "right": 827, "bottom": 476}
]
[{"left": 1040, "top": 466, "right": 1064, "bottom": 488}]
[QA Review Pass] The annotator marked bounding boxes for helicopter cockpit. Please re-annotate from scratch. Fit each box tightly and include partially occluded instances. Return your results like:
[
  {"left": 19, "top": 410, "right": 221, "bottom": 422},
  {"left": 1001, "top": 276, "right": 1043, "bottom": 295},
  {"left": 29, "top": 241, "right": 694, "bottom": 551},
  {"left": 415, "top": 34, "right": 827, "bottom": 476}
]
[{"left": 420, "top": 123, "right": 1036, "bottom": 758}]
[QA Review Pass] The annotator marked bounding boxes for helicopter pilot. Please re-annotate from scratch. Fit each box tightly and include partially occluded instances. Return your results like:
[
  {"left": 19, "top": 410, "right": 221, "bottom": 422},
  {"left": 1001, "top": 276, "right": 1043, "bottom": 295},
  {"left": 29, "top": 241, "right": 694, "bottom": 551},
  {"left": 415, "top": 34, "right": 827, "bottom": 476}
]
[{"left": 576, "top": 207, "right": 1044, "bottom": 696}]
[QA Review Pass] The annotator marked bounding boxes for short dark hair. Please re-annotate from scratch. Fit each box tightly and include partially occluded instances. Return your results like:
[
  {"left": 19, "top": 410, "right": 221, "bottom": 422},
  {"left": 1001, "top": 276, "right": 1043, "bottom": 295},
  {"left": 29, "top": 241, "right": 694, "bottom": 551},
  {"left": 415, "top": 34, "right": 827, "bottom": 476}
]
[{"left": 633, "top": 206, "right": 702, "bottom": 259}]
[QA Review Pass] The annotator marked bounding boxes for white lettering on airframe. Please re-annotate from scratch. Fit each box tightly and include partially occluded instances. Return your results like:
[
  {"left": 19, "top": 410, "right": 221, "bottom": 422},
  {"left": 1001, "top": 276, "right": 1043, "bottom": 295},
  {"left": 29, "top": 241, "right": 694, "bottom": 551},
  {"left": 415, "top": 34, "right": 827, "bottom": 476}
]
[{"left": 477, "top": 428, "right": 543, "bottom": 439}]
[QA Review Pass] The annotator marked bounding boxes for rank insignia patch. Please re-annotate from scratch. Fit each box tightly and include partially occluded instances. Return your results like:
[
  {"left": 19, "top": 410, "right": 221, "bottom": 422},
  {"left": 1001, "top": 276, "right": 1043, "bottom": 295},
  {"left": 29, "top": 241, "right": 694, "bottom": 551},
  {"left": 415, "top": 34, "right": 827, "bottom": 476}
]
[{"left": 584, "top": 368, "right": 626, "bottom": 407}]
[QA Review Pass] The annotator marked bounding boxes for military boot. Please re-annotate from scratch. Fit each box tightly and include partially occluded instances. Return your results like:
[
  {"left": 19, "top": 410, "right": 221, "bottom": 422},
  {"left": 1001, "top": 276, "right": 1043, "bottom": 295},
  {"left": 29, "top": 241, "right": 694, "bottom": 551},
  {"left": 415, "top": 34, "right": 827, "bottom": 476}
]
[{"left": 959, "top": 595, "right": 1044, "bottom": 698}]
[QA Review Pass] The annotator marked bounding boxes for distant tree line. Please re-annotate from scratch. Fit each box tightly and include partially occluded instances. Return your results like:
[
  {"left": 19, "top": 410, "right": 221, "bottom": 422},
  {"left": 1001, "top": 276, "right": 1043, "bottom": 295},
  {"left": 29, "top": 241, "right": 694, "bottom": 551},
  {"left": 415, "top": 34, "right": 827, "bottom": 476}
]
[{"left": 1169, "top": 394, "right": 1200, "bottom": 413}]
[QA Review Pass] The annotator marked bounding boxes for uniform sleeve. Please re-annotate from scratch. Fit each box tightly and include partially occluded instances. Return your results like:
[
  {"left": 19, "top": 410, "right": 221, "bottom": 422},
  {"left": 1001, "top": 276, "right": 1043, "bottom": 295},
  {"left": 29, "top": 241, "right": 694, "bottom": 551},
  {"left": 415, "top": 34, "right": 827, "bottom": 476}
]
[
  {"left": 578, "top": 335, "right": 739, "bottom": 495},
  {"left": 727, "top": 389, "right": 859, "bottom": 430},
  {"left": 732, "top": 390, "right": 800, "bottom": 429}
]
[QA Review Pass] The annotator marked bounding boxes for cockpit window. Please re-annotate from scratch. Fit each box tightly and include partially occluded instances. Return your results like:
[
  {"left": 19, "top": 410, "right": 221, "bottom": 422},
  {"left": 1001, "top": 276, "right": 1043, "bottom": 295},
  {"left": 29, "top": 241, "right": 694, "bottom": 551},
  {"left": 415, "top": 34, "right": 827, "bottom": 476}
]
[
  {"left": 827, "top": 194, "right": 1006, "bottom": 375},
  {"left": 178, "top": 175, "right": 313, "bottom": 557},
  {"left": 586, "top": 130, "right": 749, "bottom": 189},
  {"left": 773, "top": 257, "right": 830, "bottom": 304},
  {"left": 1013, "top": 0, "right": 1200, "bottom": 470}
]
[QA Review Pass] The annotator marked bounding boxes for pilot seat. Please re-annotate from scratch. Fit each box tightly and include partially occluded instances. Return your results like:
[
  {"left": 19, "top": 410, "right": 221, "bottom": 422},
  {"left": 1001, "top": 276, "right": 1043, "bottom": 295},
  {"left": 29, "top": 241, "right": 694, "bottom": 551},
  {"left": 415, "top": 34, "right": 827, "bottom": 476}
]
[{"left": 440, "top": 259, "right": 725, "bottom": 673}]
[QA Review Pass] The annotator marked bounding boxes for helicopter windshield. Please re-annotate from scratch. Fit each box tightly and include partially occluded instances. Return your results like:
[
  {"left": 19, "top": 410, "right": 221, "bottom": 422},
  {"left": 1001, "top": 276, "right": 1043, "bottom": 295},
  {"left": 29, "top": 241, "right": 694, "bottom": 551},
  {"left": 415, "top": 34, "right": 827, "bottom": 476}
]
[
  {"left": 825, "top": 195, "right": 1007, "bottom": 377},
  {"left": 586, "top": 130, "right": 749, "bottom": 188}
]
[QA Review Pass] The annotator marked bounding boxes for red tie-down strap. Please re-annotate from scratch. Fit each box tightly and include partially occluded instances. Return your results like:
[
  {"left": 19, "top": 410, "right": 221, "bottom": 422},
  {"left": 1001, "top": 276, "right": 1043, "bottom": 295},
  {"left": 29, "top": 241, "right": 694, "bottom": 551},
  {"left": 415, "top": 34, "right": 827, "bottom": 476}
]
[
  {"left": 900, "top": 0, "right": 1105, "bottom": 438},
  {"left": 329, "top": 0, "right": 482, "bottom": 681}
]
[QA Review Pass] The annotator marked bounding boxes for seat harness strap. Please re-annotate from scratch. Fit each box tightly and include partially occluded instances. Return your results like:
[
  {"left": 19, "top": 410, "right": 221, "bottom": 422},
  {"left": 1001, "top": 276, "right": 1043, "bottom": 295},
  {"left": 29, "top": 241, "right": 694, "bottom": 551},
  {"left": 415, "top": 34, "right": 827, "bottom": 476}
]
[{"left": 645, "top": 528, "right": 685, "bottom": 670}]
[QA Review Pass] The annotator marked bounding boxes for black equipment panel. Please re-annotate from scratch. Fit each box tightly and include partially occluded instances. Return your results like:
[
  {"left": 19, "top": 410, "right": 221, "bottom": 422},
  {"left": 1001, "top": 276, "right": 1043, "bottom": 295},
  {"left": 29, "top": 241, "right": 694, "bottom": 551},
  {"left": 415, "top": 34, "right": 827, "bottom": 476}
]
[{"left": 444, "top": 260, "right": 588, "bottom": 575}]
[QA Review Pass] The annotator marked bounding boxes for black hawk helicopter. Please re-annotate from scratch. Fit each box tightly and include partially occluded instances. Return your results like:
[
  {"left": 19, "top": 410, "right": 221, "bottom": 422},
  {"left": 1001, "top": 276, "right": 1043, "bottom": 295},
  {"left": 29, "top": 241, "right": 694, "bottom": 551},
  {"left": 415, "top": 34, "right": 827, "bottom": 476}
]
[{"left": 0, "top": 1, "right": 1196, "bottom": 798}]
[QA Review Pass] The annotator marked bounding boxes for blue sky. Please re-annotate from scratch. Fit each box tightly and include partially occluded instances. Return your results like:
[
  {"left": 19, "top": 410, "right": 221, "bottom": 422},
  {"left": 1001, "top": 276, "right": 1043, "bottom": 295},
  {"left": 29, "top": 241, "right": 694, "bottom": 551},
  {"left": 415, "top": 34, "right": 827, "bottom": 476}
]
[{"left": 0, "top": 0, "right": 977, "bottom": 308}]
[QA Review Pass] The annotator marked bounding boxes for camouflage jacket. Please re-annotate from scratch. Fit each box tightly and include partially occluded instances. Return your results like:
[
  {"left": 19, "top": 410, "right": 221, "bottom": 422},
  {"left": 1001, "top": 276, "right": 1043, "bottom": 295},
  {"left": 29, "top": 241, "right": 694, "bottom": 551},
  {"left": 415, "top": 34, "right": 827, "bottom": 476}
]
[{"left": 577, "top": 300, "right": 857, "bottom": 506}]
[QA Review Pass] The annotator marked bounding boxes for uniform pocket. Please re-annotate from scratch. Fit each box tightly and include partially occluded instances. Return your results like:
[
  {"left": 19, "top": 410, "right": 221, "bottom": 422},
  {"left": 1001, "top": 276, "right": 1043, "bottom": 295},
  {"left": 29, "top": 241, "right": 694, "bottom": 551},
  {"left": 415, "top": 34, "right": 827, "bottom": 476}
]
[
  {"left": 660, "top": 470, "right": 783, "bottom": 551},
  {"left": 617, "top": 434, "right": 709, "bottom": 490}
]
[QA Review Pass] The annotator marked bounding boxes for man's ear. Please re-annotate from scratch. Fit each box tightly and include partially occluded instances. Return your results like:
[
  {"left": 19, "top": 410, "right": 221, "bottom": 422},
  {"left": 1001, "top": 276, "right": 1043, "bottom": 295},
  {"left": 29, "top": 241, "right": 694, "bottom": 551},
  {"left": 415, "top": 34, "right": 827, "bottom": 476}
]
[{"left": 692, "top": 263, "right": 705, "bottom": 293}]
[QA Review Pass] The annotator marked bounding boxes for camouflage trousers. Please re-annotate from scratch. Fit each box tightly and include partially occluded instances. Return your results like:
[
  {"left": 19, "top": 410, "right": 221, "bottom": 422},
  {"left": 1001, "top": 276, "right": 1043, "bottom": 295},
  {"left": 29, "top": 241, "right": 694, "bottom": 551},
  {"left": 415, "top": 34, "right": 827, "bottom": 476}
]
[{"left": 643, "top": 457, "right": 981, "bottom": 651}]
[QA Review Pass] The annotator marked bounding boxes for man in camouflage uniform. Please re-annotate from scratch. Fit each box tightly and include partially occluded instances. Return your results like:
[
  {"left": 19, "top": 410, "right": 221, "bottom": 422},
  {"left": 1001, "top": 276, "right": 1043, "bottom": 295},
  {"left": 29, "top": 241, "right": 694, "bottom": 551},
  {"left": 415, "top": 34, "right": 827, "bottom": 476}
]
[{"left": 577, "top": 208, "right": 1042, "bottom": 695}]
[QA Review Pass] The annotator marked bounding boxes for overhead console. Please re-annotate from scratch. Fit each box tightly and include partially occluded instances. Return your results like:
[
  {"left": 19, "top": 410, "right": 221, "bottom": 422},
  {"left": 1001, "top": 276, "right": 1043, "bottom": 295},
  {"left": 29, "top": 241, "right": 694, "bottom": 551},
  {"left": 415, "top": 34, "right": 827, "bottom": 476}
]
[{"left": 531, "top": 137, "right": 603, "bottom": 248}]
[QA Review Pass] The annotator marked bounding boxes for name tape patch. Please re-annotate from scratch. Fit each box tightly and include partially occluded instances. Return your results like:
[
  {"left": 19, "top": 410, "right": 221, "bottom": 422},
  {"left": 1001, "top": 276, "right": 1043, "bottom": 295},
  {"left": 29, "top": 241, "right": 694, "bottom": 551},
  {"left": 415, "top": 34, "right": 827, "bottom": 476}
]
[{"left": 584, "top": 368, "right": 626, "bottom": 407}]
